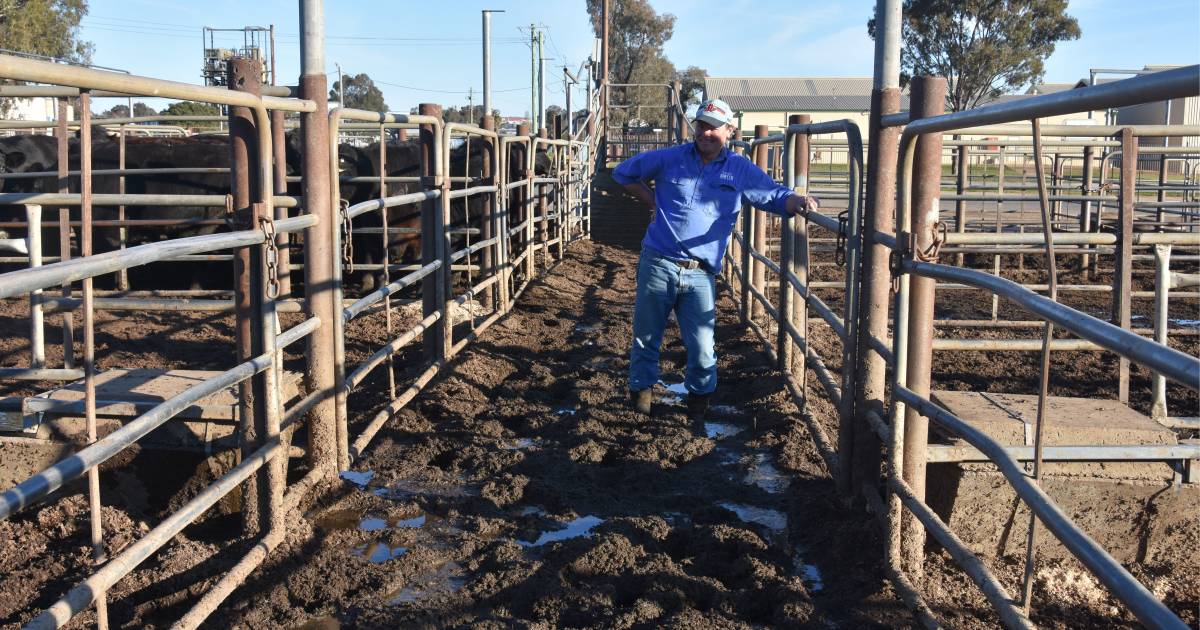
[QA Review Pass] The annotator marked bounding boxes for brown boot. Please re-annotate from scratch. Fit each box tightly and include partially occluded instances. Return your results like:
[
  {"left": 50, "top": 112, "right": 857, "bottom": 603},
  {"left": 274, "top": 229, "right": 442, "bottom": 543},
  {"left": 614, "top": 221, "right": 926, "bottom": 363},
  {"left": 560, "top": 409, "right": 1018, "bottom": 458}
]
[
  {"left": 630, "top": 389, "right": 652, "bottom": 415},
  {"left": 686, "top": 393, "right": 710, "bottom": 421}
]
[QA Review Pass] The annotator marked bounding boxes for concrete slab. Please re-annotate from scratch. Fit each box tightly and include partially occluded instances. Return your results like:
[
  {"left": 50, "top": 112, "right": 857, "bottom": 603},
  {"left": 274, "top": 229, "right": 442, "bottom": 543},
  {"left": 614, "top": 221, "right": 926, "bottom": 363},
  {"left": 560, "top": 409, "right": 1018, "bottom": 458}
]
[{"left": 929, "top": 390, "right": 1179, "bottom": 481}]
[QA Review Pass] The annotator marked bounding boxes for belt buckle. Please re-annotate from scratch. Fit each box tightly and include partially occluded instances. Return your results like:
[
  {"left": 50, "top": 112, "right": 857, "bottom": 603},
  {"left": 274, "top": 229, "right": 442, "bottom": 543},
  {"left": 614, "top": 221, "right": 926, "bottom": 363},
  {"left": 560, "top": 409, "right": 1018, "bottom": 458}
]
[{"left": 680, "top": 258, "right": 700, "bottom": 270}]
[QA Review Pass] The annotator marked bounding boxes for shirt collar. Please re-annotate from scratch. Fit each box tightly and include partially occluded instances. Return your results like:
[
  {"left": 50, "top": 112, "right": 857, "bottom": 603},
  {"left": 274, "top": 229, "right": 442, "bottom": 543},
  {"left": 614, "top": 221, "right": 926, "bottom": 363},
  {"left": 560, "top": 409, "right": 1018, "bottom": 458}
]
[{"left": 688, "top": 142, "right": 730, "bottom": 166}]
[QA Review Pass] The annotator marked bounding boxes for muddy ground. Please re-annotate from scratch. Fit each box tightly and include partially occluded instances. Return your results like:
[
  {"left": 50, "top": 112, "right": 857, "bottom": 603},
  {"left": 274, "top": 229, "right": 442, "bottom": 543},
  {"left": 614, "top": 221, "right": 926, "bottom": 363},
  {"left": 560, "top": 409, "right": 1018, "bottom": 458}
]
[{"left": 0, "top": 172, "right": 1196, "bottom": 629}]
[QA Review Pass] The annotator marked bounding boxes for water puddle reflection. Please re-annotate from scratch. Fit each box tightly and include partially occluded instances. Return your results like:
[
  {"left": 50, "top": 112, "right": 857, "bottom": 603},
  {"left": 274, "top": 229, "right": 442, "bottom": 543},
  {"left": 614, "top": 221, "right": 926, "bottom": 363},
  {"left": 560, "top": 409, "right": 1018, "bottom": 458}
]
[
  {"left": 500, "top": 437, "right": 538, "bottom": 450},
  {"left": 387, "top": 561, "right": 466, "bottom": 605},
  {"left": 793, "top": 544, "right": 825, "bottom": 593},
  {"left": 339, "top": 470, "right": 375, "bottom": 487},
  {"left": 709, "top": 404, "right": 742, "bottom": 416},
  {"left": 704, "top": 422, "right": 743, "bottom": 439},
  {"left": 745, "top": 453, "right": 790, "bottom": 494},
  {"left": 719, "top": 502, "right": 787, "bottom": 533},
  {"left": 518, "top": 515, "right": 605, "bottom": 547},
  {"left": 1171, "top": 318, "right": 1200, "bottom": 327},
  {"left": 554, "top": 406, "right": 577, "bottom": 416},
  {"left": 314, "top": 508, "right": 435, "bottom": 533},
  {"left": 354, "top": 541, "right": 408, "bottom": 563},
  {"left": 658, "top": 380, "right": 688, "bottom": 406}
]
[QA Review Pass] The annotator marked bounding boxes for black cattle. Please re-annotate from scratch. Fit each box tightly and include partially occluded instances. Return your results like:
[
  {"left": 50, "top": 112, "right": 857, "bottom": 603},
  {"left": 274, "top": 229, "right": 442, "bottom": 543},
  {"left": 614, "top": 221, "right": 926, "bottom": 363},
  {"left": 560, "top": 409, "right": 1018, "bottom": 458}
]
[{"left": 0, "top": 134, "right": 64, "bottom": 256}]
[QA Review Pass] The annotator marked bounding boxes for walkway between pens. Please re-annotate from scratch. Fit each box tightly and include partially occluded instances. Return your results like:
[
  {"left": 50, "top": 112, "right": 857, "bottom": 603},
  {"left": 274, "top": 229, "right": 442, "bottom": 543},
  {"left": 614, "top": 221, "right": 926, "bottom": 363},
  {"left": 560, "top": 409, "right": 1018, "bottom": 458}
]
[{"left": 217, "top": 172, "right": 912, "bottom": 628}]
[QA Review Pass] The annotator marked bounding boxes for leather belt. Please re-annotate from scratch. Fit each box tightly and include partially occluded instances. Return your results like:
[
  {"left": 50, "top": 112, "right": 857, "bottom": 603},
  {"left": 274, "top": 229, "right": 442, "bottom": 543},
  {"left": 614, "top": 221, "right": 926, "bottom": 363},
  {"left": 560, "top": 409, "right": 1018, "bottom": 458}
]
[{"left": 675, "top": 258, "right": 702, "bottom": 269}]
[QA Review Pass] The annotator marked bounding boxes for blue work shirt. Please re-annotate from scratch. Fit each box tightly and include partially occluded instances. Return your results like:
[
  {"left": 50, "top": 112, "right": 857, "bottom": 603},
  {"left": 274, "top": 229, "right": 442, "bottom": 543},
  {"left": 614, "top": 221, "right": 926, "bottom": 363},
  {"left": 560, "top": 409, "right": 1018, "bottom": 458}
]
[{"left": 612, "top": 142, "right": 794, "bottom": 273}]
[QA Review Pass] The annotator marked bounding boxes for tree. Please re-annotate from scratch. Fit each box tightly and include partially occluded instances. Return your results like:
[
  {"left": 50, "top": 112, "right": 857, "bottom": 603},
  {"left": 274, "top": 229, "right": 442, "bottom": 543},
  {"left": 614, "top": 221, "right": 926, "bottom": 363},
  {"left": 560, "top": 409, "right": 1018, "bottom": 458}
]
[
  {"left": 330, "top": 73, "right": 388, "bottom": 112},
  {"left": 97, "top": 103, "right": 128, "bottom": 118},
  {"left": 0, "top": 0, "right": 93, "bottom": 63},
  {"left": 586, "top": 0, "right": 702, "bottom": 127},
  {"left": 133, "top": 102, "right": 155, "bottom": 117},
  {"left": 868, "top": 0, "right": 1080, "bottom": 112},
  {"left": 673, "top": 65, "right": 707, "bottom": 108},
  {"left": 161, "top": 101, "right": 221, "bottom": 129}
]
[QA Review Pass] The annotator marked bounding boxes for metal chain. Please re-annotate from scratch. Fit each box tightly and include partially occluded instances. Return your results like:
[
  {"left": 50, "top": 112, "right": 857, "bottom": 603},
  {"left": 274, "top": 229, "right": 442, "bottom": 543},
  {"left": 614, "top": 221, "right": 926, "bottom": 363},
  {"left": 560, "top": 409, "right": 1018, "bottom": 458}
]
[
  {"left": 914, "top": 220, "right": 946, "bottom": 262},
  {"left": 258, "top": 215, "right": 280, "bottom": 299},
  {"left": 835, "top": 210, "right": 849, "bottom": 267},
  {"left": 339, "top": 198, "right": 354, "bottom": 273}
]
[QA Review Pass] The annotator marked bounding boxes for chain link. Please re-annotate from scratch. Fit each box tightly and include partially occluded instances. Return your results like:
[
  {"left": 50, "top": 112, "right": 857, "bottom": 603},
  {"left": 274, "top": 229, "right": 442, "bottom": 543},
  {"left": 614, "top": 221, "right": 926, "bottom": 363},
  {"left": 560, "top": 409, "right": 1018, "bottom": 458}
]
[
  {"left": 835, "top": 210, "right": 849, "bottom": 267},
  {"left": 258, "top": 215, "right": 280, "bottom": 299},
  {"left": 339, "top": 198, "right": 354, "bottom": 274}
]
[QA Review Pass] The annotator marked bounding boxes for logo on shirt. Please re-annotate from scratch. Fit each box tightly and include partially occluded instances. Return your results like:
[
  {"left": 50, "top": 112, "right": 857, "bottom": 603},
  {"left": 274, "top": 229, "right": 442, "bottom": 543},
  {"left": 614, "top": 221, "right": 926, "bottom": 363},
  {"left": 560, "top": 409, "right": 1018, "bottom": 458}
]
[{"left": 719, "top": 171, "right": 735, "bottom": 182}]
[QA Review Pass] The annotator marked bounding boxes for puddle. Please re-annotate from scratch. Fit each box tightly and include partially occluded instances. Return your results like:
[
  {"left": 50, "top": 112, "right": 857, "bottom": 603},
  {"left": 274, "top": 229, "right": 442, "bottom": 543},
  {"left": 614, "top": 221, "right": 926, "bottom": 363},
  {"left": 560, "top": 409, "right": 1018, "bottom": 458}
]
[
  {"left": 554, "top": 406, "right": 577, "bottom": 416},
  {"left": 745, "top": 453, "right": 790, "bottom": 494},
  {"left": 793, "top": 545, "right": 825, "bottom": 593},
  {"left": 354, "top": 541, "right": 408, "bottom": 563},
  {"left": 501, "top": 437, "right": 538, "bottom": 450},
  {"left": 339, "top": 470, "right": 375, "bottom": 487},
  {"left": 315, "top": 508, "right": 433, "bottom": 533},
  {"left": 387, "top": 561, "right": 466, "bottom": 605},
  {"left": 710, "top": 404, "right": 742, "bottom": 416},
  {"left": 294, "top": 614, "right": 340, "bottom": 630},
  {"left": 359, "top": 517, "right": 388, "bottom": 532},
  {"left": 518, "top": 515, "right": 605, "bottom": 547},
  {"left": 1171, "top": 318, "right": 1200, "bottom": 327},
  {"left": 574, "top": 323, "right": 603, "bottom": 334},
  {"left": 660, "top": 380, "right": 689, "bottom": 396},
  {"left": 705, "top": 422, "right": 743, "bottom": 439},
  {"left": 515, "top": 505, "right": 545, "bottom": 517},
  {"left": 718, "top": 502, "right": 787, "bottom": 533}
]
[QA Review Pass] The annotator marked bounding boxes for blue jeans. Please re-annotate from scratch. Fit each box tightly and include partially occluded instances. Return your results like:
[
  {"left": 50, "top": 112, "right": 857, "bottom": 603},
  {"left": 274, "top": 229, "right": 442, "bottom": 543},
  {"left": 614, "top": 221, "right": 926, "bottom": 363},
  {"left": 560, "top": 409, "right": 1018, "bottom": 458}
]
[{"left": 629, "top": 248, "right": 717, "bottom": 396}]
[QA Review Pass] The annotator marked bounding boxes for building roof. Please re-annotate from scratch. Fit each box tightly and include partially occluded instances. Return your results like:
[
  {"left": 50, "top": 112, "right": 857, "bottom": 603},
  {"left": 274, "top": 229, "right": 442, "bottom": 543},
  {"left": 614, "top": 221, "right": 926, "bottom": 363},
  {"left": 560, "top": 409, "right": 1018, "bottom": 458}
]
[{"left": 703, "top": 76, "right": 910, "bottom": 112}]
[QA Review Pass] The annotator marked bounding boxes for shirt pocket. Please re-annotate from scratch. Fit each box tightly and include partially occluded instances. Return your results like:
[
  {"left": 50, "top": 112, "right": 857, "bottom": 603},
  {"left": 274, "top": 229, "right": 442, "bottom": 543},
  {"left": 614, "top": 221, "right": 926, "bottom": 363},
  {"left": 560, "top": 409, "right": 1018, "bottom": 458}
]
[{"left": 698, "top": 180, "right": 739, "bottom": 215}]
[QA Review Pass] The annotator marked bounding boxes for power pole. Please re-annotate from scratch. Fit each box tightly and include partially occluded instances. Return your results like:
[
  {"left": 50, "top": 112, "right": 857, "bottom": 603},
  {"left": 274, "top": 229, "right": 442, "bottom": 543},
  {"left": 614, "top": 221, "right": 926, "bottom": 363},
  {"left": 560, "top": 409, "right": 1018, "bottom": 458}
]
[
  {"left": 467, "top": 86, "right": 474, "bottom": 120},
  {"left": 537, "top": 31, "right": 546, "bottom": 132},
  {"left": 530, "top": 24, "right": 538, "bottom": 131},
  {"left": 334, "top": 62, "right": 344, "bottom": 106}
]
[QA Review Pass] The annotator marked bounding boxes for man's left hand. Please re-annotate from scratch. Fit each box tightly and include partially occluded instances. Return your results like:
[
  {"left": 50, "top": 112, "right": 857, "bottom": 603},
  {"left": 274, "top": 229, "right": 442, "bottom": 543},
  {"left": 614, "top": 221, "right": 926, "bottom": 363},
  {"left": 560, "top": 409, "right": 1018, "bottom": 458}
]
[{"left": 786, "top": 193, "right": 820, "bottom": 216}]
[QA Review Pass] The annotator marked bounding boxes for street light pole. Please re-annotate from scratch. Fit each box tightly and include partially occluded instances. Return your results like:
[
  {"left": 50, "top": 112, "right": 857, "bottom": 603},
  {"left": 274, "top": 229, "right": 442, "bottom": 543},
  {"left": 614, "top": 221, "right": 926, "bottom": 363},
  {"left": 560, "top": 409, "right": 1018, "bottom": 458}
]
[
  {"left": 334, "top": 62, "right": 344, "bottom": 106},
  {"left": 482, "top": 9, "right": 504, "bottom": 123}
]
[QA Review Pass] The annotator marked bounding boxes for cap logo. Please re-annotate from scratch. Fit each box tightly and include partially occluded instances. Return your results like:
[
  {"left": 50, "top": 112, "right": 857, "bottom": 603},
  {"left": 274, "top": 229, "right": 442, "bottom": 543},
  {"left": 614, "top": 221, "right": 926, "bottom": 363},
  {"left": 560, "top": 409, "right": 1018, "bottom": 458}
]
[{"left": 704, "top": 103, "right": 726, "bottom": 115}]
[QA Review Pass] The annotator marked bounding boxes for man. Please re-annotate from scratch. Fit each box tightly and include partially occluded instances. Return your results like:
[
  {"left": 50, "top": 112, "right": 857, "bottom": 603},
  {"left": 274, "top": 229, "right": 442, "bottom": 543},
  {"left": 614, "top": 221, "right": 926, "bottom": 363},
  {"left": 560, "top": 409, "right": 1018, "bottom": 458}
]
[{"left": 613, "top": 98, "right": 818, "bottom": 419}]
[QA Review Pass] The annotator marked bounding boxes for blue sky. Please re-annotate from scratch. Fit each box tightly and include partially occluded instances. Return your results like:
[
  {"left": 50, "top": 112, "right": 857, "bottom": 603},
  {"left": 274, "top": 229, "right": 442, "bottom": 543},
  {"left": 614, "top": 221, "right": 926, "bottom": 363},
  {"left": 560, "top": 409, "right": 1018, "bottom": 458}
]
[{"left": 77, "top": 0, "right": 1199, "bottom": 117}]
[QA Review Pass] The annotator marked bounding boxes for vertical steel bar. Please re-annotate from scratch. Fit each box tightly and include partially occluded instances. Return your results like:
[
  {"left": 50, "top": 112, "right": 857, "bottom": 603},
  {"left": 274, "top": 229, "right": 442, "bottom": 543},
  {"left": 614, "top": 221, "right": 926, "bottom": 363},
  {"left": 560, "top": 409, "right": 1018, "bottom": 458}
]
[
  {"left": 117, "top": 126, "right": 128, "bottom": 291},
  {"left": 480, "top": 115, "right": 497, "bottom": 310},
  {"left": 379, "top": 124, "right": 396, "bottom": 399},
  {"left": 1151, "top": 244, "right": 1171, "bottom": 420},
  {"left": 777, "top": 119, "right": 798, "bottom": 371},
  {"left": 299, "top": 0, "right": 340, "bottom": 476},
  {"left": 419, "top": 103, "right": 446, "bottom": 362},
  {"left": 80, "top": 91, "right": 110, "bottom": 630},
  {"left": 271, "top": 109, "right": 291, "bottom": 296},
  {"left": 1116, "top": 128, "right": 1136, "bottom": 403},
  {"left": 852, "top": 88, "right": 901, "bottom": 498},
  {"left": 992, "top": 146, "right": 1005, "bottom": 320},
  {"left": 537, "top": 129, "right": 550, "bottom": 270},
  {"left": 901, "top": 76, "right": 946, "bottom": 577},
  {"left": 26, "top": 204, "right": 45, "bottom": 369},
  {"left": 956, "top": 144, "right": 968, "bottom": 267},
  {"left": 515, "top": 123, "right": 531, "bottom": 292},
  {"left": 55, "top": 98, "right": 74, "bottom": 370},
  {"left": 1020, "top": 117, "right": 1060, "bottom": 613},
  {"left": 1080, "top": 145, "right": 1095, "bottom": 280},
  {"left": 523, "top": 126, "right": 535, "bottom": 283},
  {"left": 752, "top": 126, "right": 769, "bottom": 322}
]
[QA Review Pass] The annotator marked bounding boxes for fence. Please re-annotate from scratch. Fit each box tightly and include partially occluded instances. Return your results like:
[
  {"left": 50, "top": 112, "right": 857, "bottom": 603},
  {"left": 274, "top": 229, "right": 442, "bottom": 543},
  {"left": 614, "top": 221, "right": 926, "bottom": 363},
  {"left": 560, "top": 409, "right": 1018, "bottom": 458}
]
[
  {"left": 721, "top": 66, "right": 1199, "bottom": 628},
  {"left": 0, "top": 33, "right": 597, "bottom": 628}
]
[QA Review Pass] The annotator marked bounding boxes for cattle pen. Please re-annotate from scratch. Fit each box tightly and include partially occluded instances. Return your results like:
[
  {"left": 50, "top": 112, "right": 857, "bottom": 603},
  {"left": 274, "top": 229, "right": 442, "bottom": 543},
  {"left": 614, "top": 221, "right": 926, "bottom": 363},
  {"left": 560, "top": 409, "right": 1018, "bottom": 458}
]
[{"left": 0, "top": 1, "right": 1198, "bottom": 628}]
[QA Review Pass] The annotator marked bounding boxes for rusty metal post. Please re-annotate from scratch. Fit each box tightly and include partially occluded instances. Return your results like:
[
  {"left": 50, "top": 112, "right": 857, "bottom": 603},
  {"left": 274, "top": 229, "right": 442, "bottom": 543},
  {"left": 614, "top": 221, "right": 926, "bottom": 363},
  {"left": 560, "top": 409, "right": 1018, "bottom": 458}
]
[
  {"left": 739, "top": 190, "right": 753, "bottom": 325},
  {"left": 901, "top": 76, "right": 946, "bottom": 577},
  {"left": 228, "top": 58, "right": 276, "bottom": 535},
  {"left": 271, "top": 109, "right": 291, "bottom": 296},
  {"left": 419, "top": 103, "right": 447, "bottom": 362},
  {"left": 298, "top": 6, "right": 341, "bottom": 477},
  {"left": 1080, "top": 145, "right": 1095, "bottom": 280},
  {"left": 55, "top": 98, "right": 74, "bottom": 369},
  {"left": 1116, "top": 128, "right": 1136, "bottom": 403},
  {"left": 79, "top": 92, "right": 111, "bottom": 630},
  {"left": 850, "top": 87, "right": 901, "bottom": 498},
  {"left": 955, "top": 144, "right": 968, "bottom": 267},
  {"left": 480, "top": 115, "right": 497, "bottom": 310},
  {"left": 780, "top": 115, "right": 810, "bottom": 379},
  {"left": 520, "top": 124, "right": 535, "bottom": 283},
  {"left": 751, "top": 125, "right": 769, "bottom": 321}
]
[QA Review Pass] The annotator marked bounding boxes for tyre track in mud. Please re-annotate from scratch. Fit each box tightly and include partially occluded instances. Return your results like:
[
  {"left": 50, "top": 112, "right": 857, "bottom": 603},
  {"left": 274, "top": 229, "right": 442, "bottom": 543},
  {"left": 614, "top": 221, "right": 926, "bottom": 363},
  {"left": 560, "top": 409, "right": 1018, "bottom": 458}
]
[{"left": 214, "top": 177, "right": 912, "bottom": 628}]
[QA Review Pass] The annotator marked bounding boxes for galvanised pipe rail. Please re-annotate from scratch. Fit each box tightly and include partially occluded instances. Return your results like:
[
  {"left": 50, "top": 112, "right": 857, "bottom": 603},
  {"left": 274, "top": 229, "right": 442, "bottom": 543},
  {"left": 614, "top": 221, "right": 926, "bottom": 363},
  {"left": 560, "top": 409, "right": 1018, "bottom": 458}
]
[
  {"left": 895, "top": 386, "right": 1188, "bottom": 630},
  {"left": 0, "top": 193, "right": 300, "bottom": 207},
  {"left": 903, "top": 259, "right": 1200, "bottom": 388},
  {"left": 0, "top": 317, "right": 319, "bottom": 521},
  {"left": 0, "top": 214, "right": 316, "bottom": 299}
]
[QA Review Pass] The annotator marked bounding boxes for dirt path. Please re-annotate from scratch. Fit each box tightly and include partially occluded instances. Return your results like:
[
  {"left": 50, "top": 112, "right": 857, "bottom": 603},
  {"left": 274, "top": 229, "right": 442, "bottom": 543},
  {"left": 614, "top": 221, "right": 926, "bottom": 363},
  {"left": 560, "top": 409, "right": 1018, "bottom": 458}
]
[{"left": 213, "top": 177, "right": 914, "bottom": 628}]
